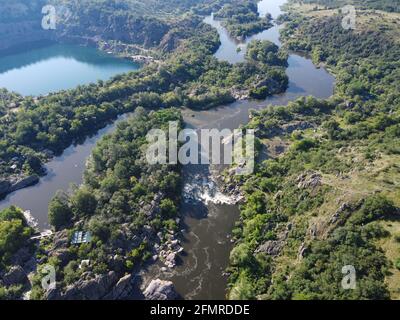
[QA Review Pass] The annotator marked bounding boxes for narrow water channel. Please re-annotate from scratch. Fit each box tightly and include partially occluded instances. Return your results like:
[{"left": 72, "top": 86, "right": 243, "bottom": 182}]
[
  {"left": 141, "top": 0, "right": 335, "bottom": 300},
  {"left": 0, "top": 43, "right": 140, "bottom": 228},
  {"left": 0, "top": 114, "right": 131, "bottom": 229}
]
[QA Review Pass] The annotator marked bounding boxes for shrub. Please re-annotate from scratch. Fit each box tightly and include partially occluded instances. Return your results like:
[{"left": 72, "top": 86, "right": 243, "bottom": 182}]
[
  {"left": 160, "top": 199, "right": 178, "bottom": 218},
  {"left": 71, "top": 188, "right": 98, "bottom": 217},
  {"left": 48, "top": 194, "right": 72, "bottom": 231},
  {"left": 293, "top": 139, "right": 317, "bottom": 152}
]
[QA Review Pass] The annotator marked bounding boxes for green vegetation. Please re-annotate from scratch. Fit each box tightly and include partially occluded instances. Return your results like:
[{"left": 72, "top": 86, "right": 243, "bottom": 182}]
[
  {"left": 215, "top": 0, "right": 273, "bottom": 39},
  {"left": 298, "top": 0, "right": 400, "bottom": 13},
  {"left": 0, "top": 206, "right": 34, "bottom": 300},
  {"left": 247, "top": 40, "right": 288, "bottom": 66},
  {"left": 0, "top": 0, "right": 45, "bottom": 23},
  {"left": 0, "top": 0, "right": 289, "bottom": 299},
  {"left": 0, "top": 89, "right": 22, "bottom": 117},
  {"left": 227, "top": 0, "right": 400, "bottom": 300},
  {"left": 0, "top": 206, "right": 33, "bottom": 268},
  {"left": 48, "top": 192, "right": 73, "bottom": 231},
  {"left": 0, "top": 17, "right": 287, "bottom": 188},
  {"left": 29, "top": 108, "right": 183, "bottom": 298}
]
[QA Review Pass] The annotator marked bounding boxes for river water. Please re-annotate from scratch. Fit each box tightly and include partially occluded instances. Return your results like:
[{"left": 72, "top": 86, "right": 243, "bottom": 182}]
[
  {"left": 0, "top": 114, "right": 131, "bottom": 229},
  {"left": 0, "top": 0, "right": 335, "bottom": 300},
  {"left": 0, "top": 43, "right": 139, "bottom": 228},
  {"left": 142, "top": 0, "right": 335, "bottom": 300}
]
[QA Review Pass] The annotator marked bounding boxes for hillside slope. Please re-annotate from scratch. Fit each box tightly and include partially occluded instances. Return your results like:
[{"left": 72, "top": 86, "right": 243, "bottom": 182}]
[{"left": 226, "top": 0, "right": 400, "bottom": 300}]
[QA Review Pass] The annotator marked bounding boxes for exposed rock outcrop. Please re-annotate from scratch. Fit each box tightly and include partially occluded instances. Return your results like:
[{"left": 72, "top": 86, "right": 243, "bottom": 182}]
[
  {"left": 255, "top": 240, "right": 284, "bottom": 256},
  {"left": 296, "top": 171, "right": 322, "bottom": 190},
  {"left": 50, "top": 249, "right": 72, "bottom": 268},
  {"left": 56, "top": 271, "right": 119, "bottom": 300},
  {"left": 52, "top": 230, "right": 69, "bottom": 250},
  {"left": 103, "top": 274, "right": 138, "bottom": 300},
  {"left": 0, "top": 175, "right": 39, "bottom": 197},
  {"left": 282, "top": 121, "right": 315, "bottom": 135},
  {"left": 330, "top": 202, "right": 352, "bottom": 225},
  {"left": 0, "top": 180, "right": 12, "bottom": 195},
  {"left": 159, "top": 235, "right": 184, "bottom": 269},
  {"left": 11, "top": 247, "right": 32, "bottom": 267},
  {"left": 10, "top": 175, "right": 40, "bottom": 192},
  {"left": 255, "top": 225, "right": 291, "bottom": 257},
  {"left": 298, "top": 242, "right": 308, "bottom": 260},
  {"left": 2, "top": 265, "right": 29, "bottom": 287},
  {"left": 143, "top": 279, "right": 178, "bottom": 300},
  {"left": 254, "top": 77, "right": 285, "bottom": 95},
  {"left": 259, "top": 120, "right": 316, "bottom": 138}
]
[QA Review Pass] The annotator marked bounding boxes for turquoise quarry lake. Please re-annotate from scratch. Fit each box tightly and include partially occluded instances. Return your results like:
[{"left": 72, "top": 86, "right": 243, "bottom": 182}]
[{"left": 0, "top": 43, "right": 140, "bottom": 96}]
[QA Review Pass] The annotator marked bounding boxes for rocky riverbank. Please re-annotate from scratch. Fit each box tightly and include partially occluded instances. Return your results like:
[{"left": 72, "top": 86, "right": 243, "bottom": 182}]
[
  {"left": 31, "top": 221, "right": 182, "bottom": 300},
  {"left": 0, "top": 175, "right": 40, "bottom": 199}
]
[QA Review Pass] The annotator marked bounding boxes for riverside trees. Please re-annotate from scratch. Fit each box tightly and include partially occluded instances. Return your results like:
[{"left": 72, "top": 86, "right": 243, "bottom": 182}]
[
  {"left": 28, "top": 108, "right": 183, "bottom": 299},
  {"left": 0, "top": 206, "right": 34, "bottom": 299},
  {"left": 0, "top": 14, "right": 288, "bottom": 187}
]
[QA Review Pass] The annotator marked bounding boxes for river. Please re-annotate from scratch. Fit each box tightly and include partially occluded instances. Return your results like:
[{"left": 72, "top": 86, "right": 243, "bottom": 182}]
[
  {"left": 0, "top": 0, "right": 335, "bottom": 300},
  {"left": 141, "top": 0, "right": 335, "bottom": 300},
  {"left": 0, "top": 44, "right": 139, "bottom": 228}
]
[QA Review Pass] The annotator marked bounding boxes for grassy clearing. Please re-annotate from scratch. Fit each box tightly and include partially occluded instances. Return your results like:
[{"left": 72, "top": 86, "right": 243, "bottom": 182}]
[
  {"left": 378, "top": 220, "right": 400, "bottom": 300},
  {"left": 286, "top": 2, "right": 400, "bottom": 42}
]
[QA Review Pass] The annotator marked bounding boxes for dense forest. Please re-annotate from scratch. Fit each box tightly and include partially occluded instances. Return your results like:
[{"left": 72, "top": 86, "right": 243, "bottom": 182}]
[
  {"left": 0, "top": 0, "right": 290, "bottom": 299},
  {"left": 0, "top": 20, "right": 287, "bottom": 194},
  {"left": 215, "top": 0, "right": 273, "bottom": 39},
  {"left": 20, "top": 108, "right": 183, "bottom": 299},
  {"left": 226, "top": 0, "right": 400, "bottom": 300},
  {"left": 2, "top": 0, "right": 399, "bottom": 301},
  {"left": 0, "top": 206, "right": 34, "bottom": 299}
]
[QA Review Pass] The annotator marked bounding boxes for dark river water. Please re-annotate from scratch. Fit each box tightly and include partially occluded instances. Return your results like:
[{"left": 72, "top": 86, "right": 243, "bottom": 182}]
[
  {"left": 0, "top": 0, "right": 335, "bottom": 300},
  {"left": 0, "top": 44, "right": 139, "bottom": 228},
  {"left": 0, "top": 114, "right": 130, "bottom": 229},
  {"left": 143, "top": 0, "right": 335, "bottom": 300}
]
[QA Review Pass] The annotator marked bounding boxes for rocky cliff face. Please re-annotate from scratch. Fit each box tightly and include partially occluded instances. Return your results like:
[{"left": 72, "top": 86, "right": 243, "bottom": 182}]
[
  {"left": 55, "top": 11, "right": 171, "bottom": 49},
  {"left": 0, "top": 0, "right": 52, "bottom": 52},
  {"left": 0, "top": 21, "right": 53, "bottom": 52}
]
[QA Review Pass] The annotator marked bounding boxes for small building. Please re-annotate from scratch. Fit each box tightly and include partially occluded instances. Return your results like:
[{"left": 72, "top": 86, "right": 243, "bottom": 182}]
[
  {"left": 79, "top": 260, "right": 90, "bottom": 269},
  {"left": 71, "top": 231, "right": 92, "bottom": 245}
]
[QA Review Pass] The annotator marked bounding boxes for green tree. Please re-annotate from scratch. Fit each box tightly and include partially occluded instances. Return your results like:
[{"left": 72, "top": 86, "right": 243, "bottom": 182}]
[
  {"left": 48, "top": 193, "right": 72, "bottom": 231},
  {"left": 0, "top": 219, "right": 32, "bottom": 265},
  {"left": 71, "top": 188, "right": 98, "bottom": 217},
  {"left": 160, "top": 199, "right": 178, "bottom": 218},
  {"left": 0, "top": 206, "right": 26, "bottom": 222}
]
